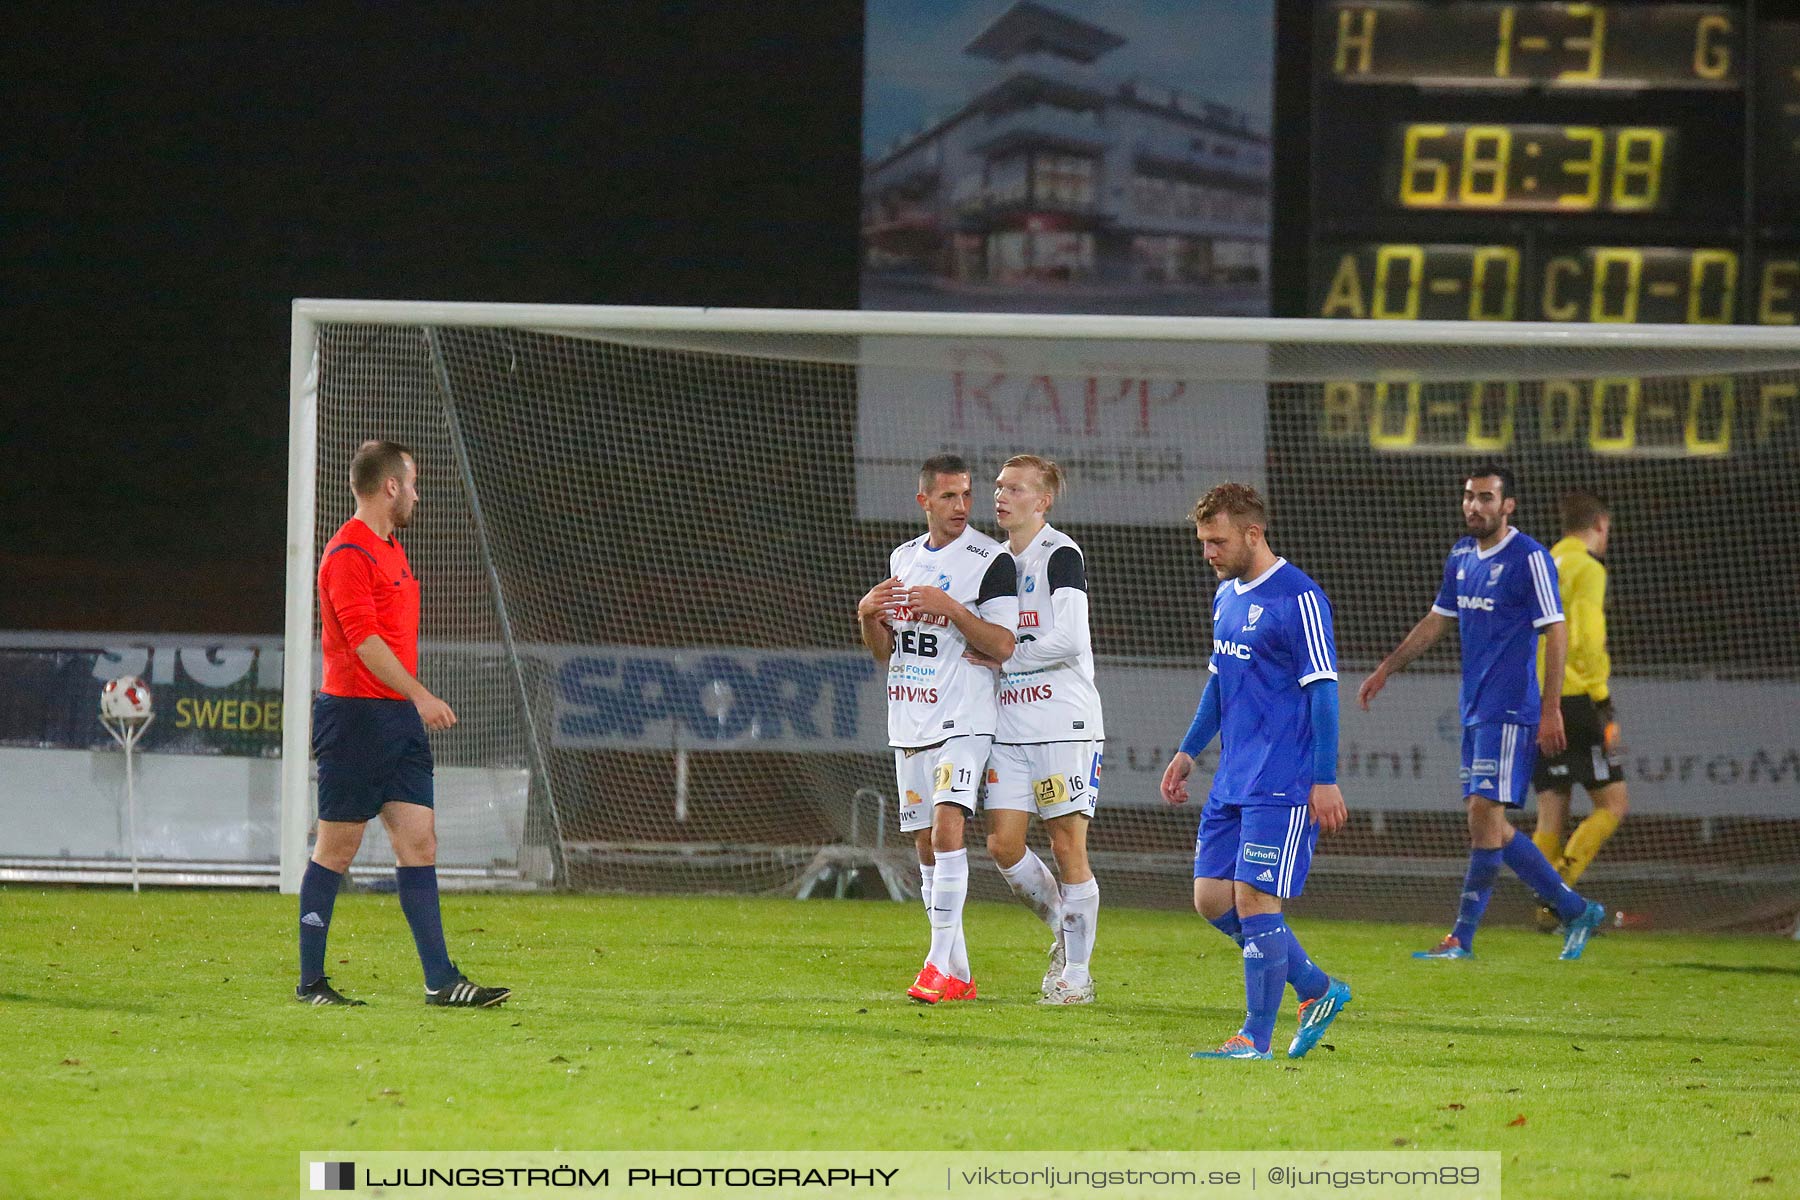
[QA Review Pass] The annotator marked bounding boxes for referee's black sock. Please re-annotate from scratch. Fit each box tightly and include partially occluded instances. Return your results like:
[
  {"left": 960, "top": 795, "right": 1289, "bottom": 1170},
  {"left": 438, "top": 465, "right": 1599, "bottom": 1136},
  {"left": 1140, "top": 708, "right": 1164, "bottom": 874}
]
[
  {"left": 298, "top": 861, "right": 344, "bottom": 987},
  {"left": 396, "top": 865, "right": 456, "bottom": 990}
]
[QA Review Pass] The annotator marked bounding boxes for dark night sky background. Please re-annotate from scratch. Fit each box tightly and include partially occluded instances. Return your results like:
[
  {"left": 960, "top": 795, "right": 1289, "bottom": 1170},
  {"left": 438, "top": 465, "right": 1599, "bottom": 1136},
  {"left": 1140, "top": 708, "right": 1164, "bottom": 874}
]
[{"left": 1, "top": 2, "right": 865, "bottom": 633}]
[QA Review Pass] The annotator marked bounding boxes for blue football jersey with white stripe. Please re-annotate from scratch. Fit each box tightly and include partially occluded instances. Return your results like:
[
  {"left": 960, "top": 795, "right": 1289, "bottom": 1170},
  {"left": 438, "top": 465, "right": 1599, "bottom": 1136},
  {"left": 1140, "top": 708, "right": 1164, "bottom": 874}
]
[
  {"left": 1208, "top": 558, "right": 1338, "bottom": 806},
  {"left": 1431, "top": 527, "right": 1564, "bottom": 726}
]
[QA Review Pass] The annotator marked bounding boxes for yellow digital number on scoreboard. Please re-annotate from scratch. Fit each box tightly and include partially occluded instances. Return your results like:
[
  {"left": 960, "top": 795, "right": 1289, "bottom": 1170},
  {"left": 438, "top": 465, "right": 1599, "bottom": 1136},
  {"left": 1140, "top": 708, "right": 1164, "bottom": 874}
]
[
  {"left": 1393, "top": 124, "right": 1670, "bottom": 213},
  {"left": 1315, "top": 244, "right": 1741, "bottom": 326},
  {"left": 1315, "top": 376, "right": 1797, "bottom": 457},
  {"left": 1540, "top": 247, "right": 1736, "bottom": 324},
  {"left": 1317, "top": 244, "right": 1519, "bottom": 322},
  {"left": 1322, "top": 2, "right": 1739, "bottom": 89}
]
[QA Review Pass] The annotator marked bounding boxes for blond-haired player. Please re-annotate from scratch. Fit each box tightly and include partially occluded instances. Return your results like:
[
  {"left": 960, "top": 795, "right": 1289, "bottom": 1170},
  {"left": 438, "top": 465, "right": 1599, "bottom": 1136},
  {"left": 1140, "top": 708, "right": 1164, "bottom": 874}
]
[
  {"left": 965, "top": 455, "right": 1105, "bottom": 1005},
  {"left": 1163, "top": 483, "right": 1349, "bottom": 1058}
]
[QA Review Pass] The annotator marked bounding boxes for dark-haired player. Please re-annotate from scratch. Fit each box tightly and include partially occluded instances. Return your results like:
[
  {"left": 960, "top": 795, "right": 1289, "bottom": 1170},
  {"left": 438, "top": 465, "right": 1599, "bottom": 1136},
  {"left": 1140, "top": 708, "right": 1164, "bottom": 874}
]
[
  {"left": 1360, "top": 466, "right": 1605, "bottom": 962},
  {"left": 858, "top": 454, "right": 1017, "bottom": 1004}
]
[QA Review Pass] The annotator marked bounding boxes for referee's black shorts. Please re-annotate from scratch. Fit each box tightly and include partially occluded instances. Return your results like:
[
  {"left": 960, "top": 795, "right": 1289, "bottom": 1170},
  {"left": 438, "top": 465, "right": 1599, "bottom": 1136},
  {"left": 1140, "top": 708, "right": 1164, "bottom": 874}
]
[
  {"left": 312, "top": 693, "right": 435, "bottom": 823},
  {"left": 1531, "top": 694, "right": 1625, "bottom": 792}
]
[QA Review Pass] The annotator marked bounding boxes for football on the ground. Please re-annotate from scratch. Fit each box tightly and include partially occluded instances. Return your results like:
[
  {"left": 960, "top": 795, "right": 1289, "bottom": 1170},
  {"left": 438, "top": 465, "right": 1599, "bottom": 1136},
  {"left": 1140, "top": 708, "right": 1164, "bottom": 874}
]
[{"left": 100, "top": 675, "right": 154, "bottom": 721}]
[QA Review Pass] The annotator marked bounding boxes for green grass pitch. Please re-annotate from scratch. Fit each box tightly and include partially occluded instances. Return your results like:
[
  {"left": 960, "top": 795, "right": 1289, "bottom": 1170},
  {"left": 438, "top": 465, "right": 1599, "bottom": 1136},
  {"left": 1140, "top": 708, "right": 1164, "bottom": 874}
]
[{"left": 2, "top": 887, "right": 1795, "bottom": 1199}]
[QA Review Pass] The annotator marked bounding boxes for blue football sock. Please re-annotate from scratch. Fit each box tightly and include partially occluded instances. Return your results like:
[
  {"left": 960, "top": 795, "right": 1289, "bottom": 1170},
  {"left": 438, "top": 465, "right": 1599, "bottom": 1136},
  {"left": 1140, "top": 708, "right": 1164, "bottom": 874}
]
[
  {"left": 1214, "top": 908, "right": 1324, "bottom": 1001},
  {"left": 396, "top": 865, "right": 457, "bottom": 990},
  {"left": 1283, "top": 927, "right": 1330, "bottom": 1002},
  {"left": 1239, "top": 913, "right": 1289, "bottom": 1055},
  {"left": 1502, "top": 832, "right": 1587, "bottom": 922},
  {"left": 298, "top": 860, "right": 343, "bottom": 987},
  {"left": 1206, "top": 908, "right": 1244, "bottom": 947},
  {"left": 1452, "top": 847, "right": 1504, "bottom": 951}
]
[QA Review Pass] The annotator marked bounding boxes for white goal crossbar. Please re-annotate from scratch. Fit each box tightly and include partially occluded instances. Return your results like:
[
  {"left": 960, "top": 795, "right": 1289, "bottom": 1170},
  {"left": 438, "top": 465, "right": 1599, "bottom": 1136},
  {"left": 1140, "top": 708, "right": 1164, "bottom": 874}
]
[{"left": 284, "top": 302, "right": 1800, "bottom": 926}]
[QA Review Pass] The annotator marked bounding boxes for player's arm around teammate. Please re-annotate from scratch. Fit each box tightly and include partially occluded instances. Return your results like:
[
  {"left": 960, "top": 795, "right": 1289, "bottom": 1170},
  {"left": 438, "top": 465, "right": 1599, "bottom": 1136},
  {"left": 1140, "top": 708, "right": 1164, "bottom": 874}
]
[
  {"left": 972, "top": 455, "right": 1107, "bottom": 1004},
  {"left": 901, "top": 572, "right": 1014, "bottom": 663}
]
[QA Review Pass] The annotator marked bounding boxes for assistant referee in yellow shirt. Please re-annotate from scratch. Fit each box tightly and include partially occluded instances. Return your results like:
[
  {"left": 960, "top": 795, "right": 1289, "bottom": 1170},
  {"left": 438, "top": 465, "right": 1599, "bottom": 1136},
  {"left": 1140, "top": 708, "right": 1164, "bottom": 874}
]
[{"left": 1532, "top": 490, "right": 1628, "bottom": 927}]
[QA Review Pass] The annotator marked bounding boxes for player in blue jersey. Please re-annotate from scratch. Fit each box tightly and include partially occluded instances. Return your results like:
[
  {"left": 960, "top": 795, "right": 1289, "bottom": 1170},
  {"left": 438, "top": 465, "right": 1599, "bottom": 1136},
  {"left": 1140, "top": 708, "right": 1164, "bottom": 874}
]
[
  {"left": 1161, "top": 484, "right": 1352, "bottom": 1061},
  {"left": 1359, "top": 465, "right": 1607, "bottom": 962}
]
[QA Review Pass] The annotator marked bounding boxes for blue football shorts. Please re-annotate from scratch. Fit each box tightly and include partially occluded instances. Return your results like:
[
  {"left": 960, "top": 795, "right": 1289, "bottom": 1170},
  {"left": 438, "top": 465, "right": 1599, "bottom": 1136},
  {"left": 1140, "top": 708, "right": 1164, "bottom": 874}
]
[
  {"left": 1193, "top": 798, "right": 1318, "bottom": 899},
  {"left": 312, "top": 693, "right": 434, "bottom": 823},
  {"left": 1460, "top": 720, "right": 1537, "bottom": 808}
]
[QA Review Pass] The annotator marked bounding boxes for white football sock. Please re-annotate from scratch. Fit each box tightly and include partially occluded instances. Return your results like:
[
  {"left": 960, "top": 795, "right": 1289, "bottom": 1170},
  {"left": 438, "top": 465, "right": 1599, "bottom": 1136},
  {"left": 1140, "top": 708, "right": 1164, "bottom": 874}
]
[
  {"left": 997, "top": 848, "right": 1063, "bottom": 934},
  {"left": 925, "top": 848, "right": 968, "bottom": 976},
  {"left": 922, "top": 860, "right": 969, "bottom": 977},
  {"left": 918, "top": 862, "right": 935, "bottom": 967},
  {"left": 1059, "top": 877, "right": 1099, "bottom": 987}
]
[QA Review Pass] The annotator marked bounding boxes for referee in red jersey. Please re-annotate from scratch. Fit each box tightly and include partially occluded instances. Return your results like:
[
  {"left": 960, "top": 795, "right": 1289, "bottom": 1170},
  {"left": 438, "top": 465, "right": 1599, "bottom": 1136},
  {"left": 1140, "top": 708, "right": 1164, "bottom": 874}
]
[{"left": 296, "top": 440, "right": 510, "bottom": 1007}]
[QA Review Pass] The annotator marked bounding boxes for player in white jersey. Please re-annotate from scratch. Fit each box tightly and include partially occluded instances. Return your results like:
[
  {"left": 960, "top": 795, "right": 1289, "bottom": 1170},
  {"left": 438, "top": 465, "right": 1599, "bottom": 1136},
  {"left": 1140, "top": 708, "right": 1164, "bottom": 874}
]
[
  {"left": 857, "top": 454, "right": 1018, "bottom": 1004},
  {"left": 964, "top": 455, "right": 1105, "bottom": 1005}
]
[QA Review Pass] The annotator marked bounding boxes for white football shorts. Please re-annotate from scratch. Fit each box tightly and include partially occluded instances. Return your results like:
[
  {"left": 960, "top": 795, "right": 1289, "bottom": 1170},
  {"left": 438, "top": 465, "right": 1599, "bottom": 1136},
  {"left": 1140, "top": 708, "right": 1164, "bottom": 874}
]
[
  {"left": 984, "top": 739, "right": 1103, "bottom": 822},
  {"left": 894, "top": 734, "right": 994, "bottom": 832}
]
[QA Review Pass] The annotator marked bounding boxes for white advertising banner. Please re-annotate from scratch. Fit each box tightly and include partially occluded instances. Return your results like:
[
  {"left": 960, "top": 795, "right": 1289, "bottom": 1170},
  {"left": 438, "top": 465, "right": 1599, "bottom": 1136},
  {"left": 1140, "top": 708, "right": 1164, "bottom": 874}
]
[
  {"left": 544, "top": 645, "right": 1798, "bottom": 819},
  {"left": 855, "top": 337, "right": 1268, "bottom": 525},
  {"left": 0, "top": 748, "right": 526, "bottom": 868},
  {"left": 548, "top": 646, "right": 886, "bottom": 752},
  {"left": 1093, "top": 667, "right": 1800, "bottom": 818},
  {"left": 2, "top": 635, "right": 1790, "bottom": 862}
]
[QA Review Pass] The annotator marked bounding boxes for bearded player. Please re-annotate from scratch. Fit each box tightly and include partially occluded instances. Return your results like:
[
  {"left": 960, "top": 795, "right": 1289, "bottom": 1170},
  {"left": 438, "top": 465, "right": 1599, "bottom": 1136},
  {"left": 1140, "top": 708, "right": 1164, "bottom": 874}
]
[
  {"left": 1360, "top": 465, "right": 1607, "bottom": 962},
  {"left": 1161, "top": 483, "right": 1351, "bottom": 1060}
]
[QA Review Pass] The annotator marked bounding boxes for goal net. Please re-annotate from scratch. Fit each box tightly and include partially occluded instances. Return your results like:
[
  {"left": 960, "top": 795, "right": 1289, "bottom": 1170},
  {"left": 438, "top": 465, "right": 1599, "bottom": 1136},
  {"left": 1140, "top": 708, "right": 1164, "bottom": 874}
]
[{"left": 284, "top": 303, "right": 1800, "bottom": 931}]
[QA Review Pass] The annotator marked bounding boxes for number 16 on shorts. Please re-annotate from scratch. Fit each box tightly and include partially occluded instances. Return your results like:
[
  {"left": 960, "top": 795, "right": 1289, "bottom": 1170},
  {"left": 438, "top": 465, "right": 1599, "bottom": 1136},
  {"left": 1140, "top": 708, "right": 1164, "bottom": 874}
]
[{"left": 985, "top": 741, "right": 1102, "bottom": 822}]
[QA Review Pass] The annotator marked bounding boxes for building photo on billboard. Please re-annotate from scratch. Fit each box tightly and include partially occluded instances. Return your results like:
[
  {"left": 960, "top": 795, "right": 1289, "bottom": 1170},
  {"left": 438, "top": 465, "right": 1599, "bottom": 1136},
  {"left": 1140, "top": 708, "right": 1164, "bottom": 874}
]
[{"left": 862, "top": 0, "right": 1272, "bottom": 314}]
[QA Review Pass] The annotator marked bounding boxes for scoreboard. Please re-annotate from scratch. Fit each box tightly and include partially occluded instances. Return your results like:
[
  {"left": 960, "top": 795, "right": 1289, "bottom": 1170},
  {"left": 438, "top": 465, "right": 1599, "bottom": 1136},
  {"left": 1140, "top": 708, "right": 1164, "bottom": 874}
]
[{"left": 1305, "top": 1, "right": 1800, "bottom": 325}]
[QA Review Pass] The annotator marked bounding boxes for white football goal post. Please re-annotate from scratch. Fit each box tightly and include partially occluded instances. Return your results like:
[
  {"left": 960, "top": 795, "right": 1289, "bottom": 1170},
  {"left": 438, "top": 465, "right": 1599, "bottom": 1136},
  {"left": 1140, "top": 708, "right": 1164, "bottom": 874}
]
[{"left": 283, "top": 301, "right": 1800, "bottom": 930}]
